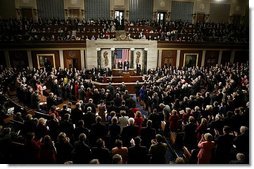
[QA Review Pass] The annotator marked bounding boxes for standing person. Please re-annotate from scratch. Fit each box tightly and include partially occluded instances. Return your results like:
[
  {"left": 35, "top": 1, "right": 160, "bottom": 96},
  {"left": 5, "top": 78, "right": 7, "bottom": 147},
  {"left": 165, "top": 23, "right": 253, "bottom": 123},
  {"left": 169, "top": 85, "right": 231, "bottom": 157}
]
[
  {"left": 44, "top": 58, "right": 52, "bottom": 72},
  {"left": 134, "top": 111, "right": 144, "bottom": 133},
  {"left": 134, "top": 81, "right": 141, "bottom": 102},
  {"left": 40, "top": 135, "right": 57, "bottom": 164},
  {"left": 140, "top": 120, "right": 156, "bottom": 149},
  {"left": 183, "top": 116, "right": 198, "bottom": 151},
  {"left": 108, "top": 117, "right": 121, "bottom": 148},
  {"left": 98, "top": 100, "right": 107, "bottom": 122},
  {"left": 55, "top": 132, "right": 73, "bottom": 164},
  {"left": 128, "top": 136, "right": 148, "bottom": 164},
  {"left": 149, "top": 134, "right": 168, "bottom": 164},
  {"left": 36, "top": 81, "right": 43, "bottom": 96},
  {"left": 91, "top": 138, "right": 111, "bottom": 164},
  {"left": 139, "top": 85, "right": 146, "bottom": 108},
  {"left": 121, "top": 118, "right": 139, "bottom": 147},
  {"left": 23, "top": 132, "right": 41, "bottom": 164},
  {"left": 233, "top": 126, "right": 249, "bottom": 163},
  {"left": 214, "top": 126, "right": 235, "bottom": 164},
  {"left": 72, "top": 133, "right": 92, "bottom": 164},
  {"left": 197, "top": 133, "right": 215, "bottom": 164},
  {"left": 124, "top": 60, "right": 129, "bottom": 71},
  {"left": 112, "top": 139, "right": 128, "bottom": 164}
]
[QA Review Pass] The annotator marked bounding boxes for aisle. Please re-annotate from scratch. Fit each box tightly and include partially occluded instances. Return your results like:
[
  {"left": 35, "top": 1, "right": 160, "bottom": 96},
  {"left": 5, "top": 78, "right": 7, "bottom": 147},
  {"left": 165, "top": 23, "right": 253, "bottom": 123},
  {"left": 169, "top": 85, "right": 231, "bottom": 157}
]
[{"left": 131, "top": 94, "right": 149, "bottom": 118}]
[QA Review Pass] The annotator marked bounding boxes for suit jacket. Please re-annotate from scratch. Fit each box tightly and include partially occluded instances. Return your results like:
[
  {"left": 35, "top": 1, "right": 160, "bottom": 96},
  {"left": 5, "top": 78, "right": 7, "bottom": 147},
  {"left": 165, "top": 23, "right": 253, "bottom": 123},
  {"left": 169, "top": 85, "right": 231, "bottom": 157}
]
[
  {"left": 90, "top": 123, "right": 107, "bottom": 145},
  {"left": 121, "top": 125, "right": 139, "bottom": 147},
  {"left": 128, "top": 145, "right": 148, "bottom": 164},
  {"left": 72, "top": 141, "right": 92, "bottom": 164},
  {"left": 140, "top": 127, "right": 156, "bottom": 148},
  {"left": 71, "top": 107, "right": 83, "bottom": 125},
  {"left": 91, "top": 147, "right": 111, "bottom": 164},
  {"left": 149, "top": 142, "right": 168, "bottom": 164}
]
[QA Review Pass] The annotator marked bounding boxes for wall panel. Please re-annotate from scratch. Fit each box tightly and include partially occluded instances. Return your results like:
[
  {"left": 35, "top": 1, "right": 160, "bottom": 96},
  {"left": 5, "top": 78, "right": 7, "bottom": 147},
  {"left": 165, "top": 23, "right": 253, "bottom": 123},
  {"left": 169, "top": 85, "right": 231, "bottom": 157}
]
[
  {"left": 161, "top": 50, "right": 177, "bottom": 67},
  {"left": 234, "top": 51, "right": 249, "bottom": 63},
  {"left": 171, "top": 1, "right": 194, "bottom": 22},
  {"left": 31, "top": 50, "right": 60, "bottom": 69},
  {"left": 179, "top": 50, "right": 202, "bottom": 67},
  {"left": 37, "top": 0, "right": 65, "bottom": 19},
  {"left": 209, "top": 3, "right": 230, "bottom": 23},
  {"left": 0, "top": 51, "right": 6, "bottom": 67},
  {"left": 205, "top": 50, "right": 219, "bottom": 66},
  {"left": 63, "top": 50, "right": 81, "bottom": 70},
  {"left": 221, "top": 51, "right": 231, "bottom": 65},
  {"left": 129, "top": 0, "right": 153, "bottom": 22},
  {"left": 9, "top": 51, "right": 28, "bottom": 69},
  {"left": 86, "top": 0, "right": 110, "bottom": 20}
]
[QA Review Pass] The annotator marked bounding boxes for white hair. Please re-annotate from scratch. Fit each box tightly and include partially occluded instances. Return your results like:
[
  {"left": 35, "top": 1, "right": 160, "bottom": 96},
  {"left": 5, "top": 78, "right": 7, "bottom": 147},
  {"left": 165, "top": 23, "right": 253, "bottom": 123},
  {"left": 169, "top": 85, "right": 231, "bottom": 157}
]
[{"left": 128, "top": 118, "right": 135, "bottom": 125}]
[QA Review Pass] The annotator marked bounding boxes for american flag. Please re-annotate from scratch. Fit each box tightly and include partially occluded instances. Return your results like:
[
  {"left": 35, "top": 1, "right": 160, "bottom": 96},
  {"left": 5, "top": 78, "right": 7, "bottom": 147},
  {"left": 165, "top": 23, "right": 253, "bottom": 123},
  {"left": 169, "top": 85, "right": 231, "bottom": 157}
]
[{"left": 115, "top": 48, "right": 130, "bottom": 63}]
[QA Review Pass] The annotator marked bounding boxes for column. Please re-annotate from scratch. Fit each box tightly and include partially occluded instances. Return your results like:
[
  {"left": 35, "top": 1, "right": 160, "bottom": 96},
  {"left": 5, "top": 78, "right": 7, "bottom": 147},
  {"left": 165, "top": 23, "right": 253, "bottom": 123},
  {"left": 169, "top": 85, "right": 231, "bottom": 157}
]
[
  {"left": 230, "top": 50, "right": 235, "bottom": 63},
  {"left": 4, "top": 50, "right": 10, "bottom": 67},
  {"left": 130, "top": 48, "right": 135, "bottom": 68},
  {"left": 143, "top": 48, "right": 148, "bottom": 73},
  {"left": 96, "top": 48, "right": 101, "bottom": 69},
  {"left": 27, "top": 50, "right": 33, "bottom": 69},
  {"left": 201, "top": 50, "right": 206, "bottom": 67},
  {"left": 218, "top": 50, "right": 223, "bottom": 65},
  {"left": 158, "top": 49, "right": 162, "bottom": 67},
  {"left": 59, "top": 50, "right": 64, "bottom": 68},
  {"left": 80, "top": 50, "right": 85, "bottom": 69},
  {"left": 111, "top": 48, "right": 115, "bottom": 69},
  {"left": 176, "top": 50, "right": 180, "bottom": 68}
]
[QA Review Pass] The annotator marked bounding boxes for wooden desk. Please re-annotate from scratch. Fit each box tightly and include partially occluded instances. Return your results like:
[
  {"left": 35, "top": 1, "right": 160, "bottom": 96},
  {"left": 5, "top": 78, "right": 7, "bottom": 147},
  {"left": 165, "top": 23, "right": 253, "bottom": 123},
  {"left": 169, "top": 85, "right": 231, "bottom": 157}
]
[
  {"left": 92, "top": 81, "right": 144, "bottom": 94},
  {"left": 100, "top": 75, "right": 143, "bottom": 83},
  {"left": 112, "top": 69, "right": 136, "bottom": 76}
]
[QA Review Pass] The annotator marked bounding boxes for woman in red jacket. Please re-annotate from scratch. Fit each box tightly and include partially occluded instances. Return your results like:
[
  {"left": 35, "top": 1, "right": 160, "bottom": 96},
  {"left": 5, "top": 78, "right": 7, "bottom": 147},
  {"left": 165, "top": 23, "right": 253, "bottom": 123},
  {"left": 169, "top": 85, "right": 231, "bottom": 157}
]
[{"left": 197, "top": 133, "right": 215, "bottom": 164}]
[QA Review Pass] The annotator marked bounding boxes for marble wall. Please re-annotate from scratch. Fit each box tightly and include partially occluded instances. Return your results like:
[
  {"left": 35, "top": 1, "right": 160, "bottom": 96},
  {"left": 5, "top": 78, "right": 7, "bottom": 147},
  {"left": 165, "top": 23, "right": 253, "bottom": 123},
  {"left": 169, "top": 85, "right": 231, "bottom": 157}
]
[{"left": 86, "top": 39, "right": 157, "bottom": 70}]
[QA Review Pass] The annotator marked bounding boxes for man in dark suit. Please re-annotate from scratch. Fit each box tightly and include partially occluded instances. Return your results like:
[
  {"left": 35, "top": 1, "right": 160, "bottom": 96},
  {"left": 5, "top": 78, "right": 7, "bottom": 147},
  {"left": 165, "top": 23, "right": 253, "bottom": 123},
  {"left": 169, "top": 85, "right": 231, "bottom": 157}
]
[
  {"left": 121, "top": 118, "right": 139, "bottom": 147},
  {"left": 46, "top": 92, "right": 56, "bottom": 111},
  {"left": 72, "top": 133, "right": 92, "bottom": 164},
  {"left": 214, "top": 126, "right": 235, "bottom": 164},
  {"left": 137, "top": 64, "right": 141, "bottom": 75},
  {"left": 124, "top": 60, "right": 129, "bottom": 71},
  {"left": 149, "top": 134, "right": 168, "bottom": 164},
  {"left": 84, "top": 98, "right": 96, "bottom": 114},
  {"left": 71, "top": 103, "right": 83, "bottom": 125},
  {"left": 90, "top": 116, "right": 108, "bottom": 146},
  {"left": 91, "top": 138, "right": 111, "bottom": 164},
  {"left": 140, "top": 120, "right": 156, "bottom": 149},
  {"left": 118, "top": 61, "right": 123, "bottom": 69},
  {"left": 44, "top": 58, "right": 52, "bottom": 72},
  {"left": 128, "top": 136, "right": 148, "bottom": 164}
]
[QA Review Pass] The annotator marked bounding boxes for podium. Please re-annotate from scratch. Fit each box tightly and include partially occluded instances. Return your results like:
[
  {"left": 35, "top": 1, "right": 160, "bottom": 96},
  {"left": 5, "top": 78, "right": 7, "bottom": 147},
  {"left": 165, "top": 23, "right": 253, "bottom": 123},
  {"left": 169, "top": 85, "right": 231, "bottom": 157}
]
[
  {"left": 112, "top": 69, "right": 136, "bottom": 76},
  {"left": 123, "top": 71, "right": 130, "bottom": 81}
]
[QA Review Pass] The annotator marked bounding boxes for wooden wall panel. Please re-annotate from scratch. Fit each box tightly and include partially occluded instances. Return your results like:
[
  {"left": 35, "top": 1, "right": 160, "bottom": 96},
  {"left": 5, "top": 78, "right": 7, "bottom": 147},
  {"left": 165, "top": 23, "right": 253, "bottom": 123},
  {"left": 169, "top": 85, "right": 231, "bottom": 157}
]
[
  {"left": 161, "top": 50, "right": 177, "bottom": 67},
  {"left": 234, "top": 51, "right": 249, "bottom": 63},
  {"left": 31, "top": 50, "right": 60, "bottom": 69},
  {"left": 179, "top": 50, "right": 202, "bottom": 67},
  {"left": 9, "top": 51, "right": 28, "bottom": 69},
  {"left": 205, "top": 50, "right": 219, "bottom": 66},
  {"left": 221, "top": 51, "right": 231, "bottom": 65},
  {"left": 63, "top": 50, "right": 81, "bottom": 70},
  {"left": 0, "top": 51, "right": 6, "bottom": 67}
]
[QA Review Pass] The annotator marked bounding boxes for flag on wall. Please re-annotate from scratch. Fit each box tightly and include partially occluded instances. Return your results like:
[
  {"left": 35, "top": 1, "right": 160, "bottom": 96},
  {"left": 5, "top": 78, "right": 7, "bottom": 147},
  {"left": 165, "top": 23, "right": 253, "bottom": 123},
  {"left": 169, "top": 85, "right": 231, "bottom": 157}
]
[{"left": 115, "top": 48, "right": 129, "bottom": 63}]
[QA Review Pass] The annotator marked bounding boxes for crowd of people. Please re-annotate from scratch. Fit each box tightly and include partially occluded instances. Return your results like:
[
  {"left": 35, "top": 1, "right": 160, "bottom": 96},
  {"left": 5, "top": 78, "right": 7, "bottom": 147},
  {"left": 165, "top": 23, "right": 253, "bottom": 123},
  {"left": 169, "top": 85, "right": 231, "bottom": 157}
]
[
  {"left": 0, "top": 18, "right": 248, "bottom": 43},
  {"left": 0, "top": 61, "right": 249, "bottom": 164}
]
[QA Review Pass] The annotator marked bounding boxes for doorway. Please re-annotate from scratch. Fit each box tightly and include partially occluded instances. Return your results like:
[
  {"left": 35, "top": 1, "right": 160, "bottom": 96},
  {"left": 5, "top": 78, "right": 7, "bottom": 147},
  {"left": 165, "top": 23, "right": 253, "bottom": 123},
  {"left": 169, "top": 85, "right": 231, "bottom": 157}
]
[
  {"left": 157, "top": 12, "right": 166, "bottom": 26},
  {"left": 114, "top": 10, "right": 124, "bottom": 30},
  {"left": 66, "top": 58, "right": 78, "bottom": 69}
]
